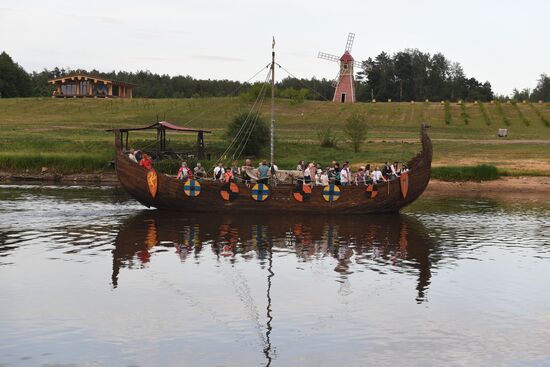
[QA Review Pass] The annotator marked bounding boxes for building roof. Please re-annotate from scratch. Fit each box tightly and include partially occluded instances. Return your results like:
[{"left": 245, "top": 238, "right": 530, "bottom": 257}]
[
  {"left": 48, "top": 73, "right": 136, "bottom": 87},
  {"left": 340, "top": 51, "right": 354, "bottom": 62}
]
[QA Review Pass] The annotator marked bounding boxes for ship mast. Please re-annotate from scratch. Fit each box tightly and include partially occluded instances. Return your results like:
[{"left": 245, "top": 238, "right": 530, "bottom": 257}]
[{"left": 270, "top": 37, "right": 275, "bottom": 165}]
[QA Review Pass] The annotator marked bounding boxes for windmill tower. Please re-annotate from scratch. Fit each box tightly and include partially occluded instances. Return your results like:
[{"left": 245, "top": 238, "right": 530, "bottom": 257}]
[{"left": 318, "top": 33, "right": 364, "bottom": 103}]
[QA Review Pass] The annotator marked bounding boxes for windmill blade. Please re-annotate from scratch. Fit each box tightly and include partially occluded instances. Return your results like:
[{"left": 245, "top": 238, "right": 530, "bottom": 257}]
[
  {"left": 354, "top": 61, "right": 367, "bottom": 69},
  {"left": 318, "top": 51, "right": 340, "bottom": 63},
  {"left": 345, "top": 33, "right": 355, "bottom": 52},
  {"left": 332, "top": 72, "right": 340, "bottom": 87}
]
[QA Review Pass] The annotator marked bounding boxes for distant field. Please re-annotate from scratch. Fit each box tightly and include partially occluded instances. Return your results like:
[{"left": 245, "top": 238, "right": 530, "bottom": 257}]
[{"left": 0, "top": 98, "right": 549, "bottom": 175}]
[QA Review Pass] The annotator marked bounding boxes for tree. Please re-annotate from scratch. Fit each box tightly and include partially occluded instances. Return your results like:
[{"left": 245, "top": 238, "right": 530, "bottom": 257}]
[
  {"left": 0, "top": 51, "right": 32, "bottom": 97},
  {"left": 532, "top": 74, "right": 550, "bottom": 102},
  {"left": 225, "top": 112, "right": 270, "bottom": 157},
  {"left": 343, "top": 113, "right": 368, "bottom": 153}
]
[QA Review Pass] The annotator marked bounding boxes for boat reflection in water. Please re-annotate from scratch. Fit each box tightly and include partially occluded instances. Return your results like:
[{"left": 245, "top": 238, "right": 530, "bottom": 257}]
[{"left": 112, "top": 211, "right": 435, "bottom": 303}]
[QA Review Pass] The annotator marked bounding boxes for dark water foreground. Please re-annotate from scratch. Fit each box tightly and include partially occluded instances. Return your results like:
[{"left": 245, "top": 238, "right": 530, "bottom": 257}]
[{"left": 1, "top": 185, "right": 549, "bottom": 367}]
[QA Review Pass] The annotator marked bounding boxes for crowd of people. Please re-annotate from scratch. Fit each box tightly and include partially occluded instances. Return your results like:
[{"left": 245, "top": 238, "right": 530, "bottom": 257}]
[
  {"left": 128, "top": 150, "right": 409, "bottom": 186},
  {"left": 296, "top": 160, "right": 409, "bottom": 186}
]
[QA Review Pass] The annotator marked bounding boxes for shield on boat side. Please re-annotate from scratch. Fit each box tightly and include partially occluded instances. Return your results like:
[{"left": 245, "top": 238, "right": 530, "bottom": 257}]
[
  {"left": 146, "top": 169, "right": 158, "bottom": 198},
  {"left": 400, "top": 172, "right": 409, "bottom": 199}
]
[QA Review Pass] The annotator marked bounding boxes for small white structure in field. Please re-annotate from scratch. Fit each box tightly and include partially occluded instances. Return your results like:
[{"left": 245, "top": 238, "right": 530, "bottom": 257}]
[
  {"left": 498, "top": 128, "right": 508, "bottom": 137},
  {"left": 539, "top": 100, "right": 543, "bottom": 104},
  {"left": 388, "top": 98, "right": 391, "bottom": 102},
  {"left": 458, "top": 100, "right": 462, "bottom": 104}
]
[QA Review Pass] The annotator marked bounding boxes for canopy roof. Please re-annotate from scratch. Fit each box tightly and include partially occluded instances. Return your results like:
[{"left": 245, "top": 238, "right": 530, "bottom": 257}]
[{"left": 109, "top": 121, "right": 211, "bottom": 133}]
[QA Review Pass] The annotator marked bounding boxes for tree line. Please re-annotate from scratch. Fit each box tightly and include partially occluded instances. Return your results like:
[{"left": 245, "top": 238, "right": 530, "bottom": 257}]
[{"left": 1, "top": 50, "right": 548, "bottom": 102}]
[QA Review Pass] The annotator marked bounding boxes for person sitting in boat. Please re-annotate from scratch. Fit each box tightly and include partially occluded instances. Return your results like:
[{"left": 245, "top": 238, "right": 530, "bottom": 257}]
[
  {"left": 401, "top": 163, "right": 409, "bottom": 173},
  {"left": 320, "top": 168, "right": 329, "bottom": 186},
  {"left": 231, "top": 161, "right": 242, "bottom": 180},
  {"left": 390, "top": 161, "right": 400, "bottom": 179},
  {"left": 303, "top": 162, "right": 315, "bottom": 186},
  {"left": 134, "top": 149, "right": 143, "bottom": 162},
  {"left": 257, "top": 160, "right": 270, "bottom": 184},
  {"left": 382, "top": 161, "right": 392, "bottom": 180},
  {"left": 340, "top": 163, "right": 351, "bottom": 186},
  {"left": 371, "top": 165, "right": 386, "bottom": 184},
  {"left": 365, "top": 164, "right": 373, "bottom": 184},
  {"left": 213, "top": 162, "right": 225, "bottom": 182},
  {"left": 314, "top": 169, "right": 323, "bottom": 186},
  {"left": 354, "top": 166, "right": 366, "bottom": 185},
  {"left": 333, "top": 162, "right": 342, "bottom": 185},
  {"left": 194, "top": 163, "right": 207, "bottom": 179},
  {"left": 224, "top": 167, "right": 234, "bottom": 183},
  {"left": 139, "top": 154, "right": 153, "bottom": 170},
  {"left": 177, "top": 162, "right": 193, "bottom": 181},
  {"left": 241, "top": 159, "right": 253, "bottom": 186},
  {"left": 128, "top": 149, "right": 138, "bottom": 163},
  {"left": 296, "top": 160, "right": 305, "bottom": 172}
]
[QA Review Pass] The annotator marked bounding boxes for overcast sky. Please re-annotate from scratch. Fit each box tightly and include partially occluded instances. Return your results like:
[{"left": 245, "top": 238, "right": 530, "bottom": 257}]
[{"left": 0, "top": 0, "right": 548, "bottom": 95}]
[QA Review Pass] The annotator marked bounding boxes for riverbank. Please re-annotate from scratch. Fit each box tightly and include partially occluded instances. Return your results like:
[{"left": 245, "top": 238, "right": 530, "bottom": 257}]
[{"left": 2, "top": 171, "right": 549, "bottom": 195}]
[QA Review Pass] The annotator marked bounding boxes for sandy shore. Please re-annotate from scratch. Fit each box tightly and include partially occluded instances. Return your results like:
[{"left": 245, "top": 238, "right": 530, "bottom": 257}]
[{"left": 2, "top": 171, "right": 550, "bottom": 196}]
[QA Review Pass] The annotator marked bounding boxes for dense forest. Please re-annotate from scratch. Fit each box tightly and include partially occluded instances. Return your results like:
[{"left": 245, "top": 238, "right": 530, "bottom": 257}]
[{"left": 1, "top": 50, "right": 548, "bottom": 102}]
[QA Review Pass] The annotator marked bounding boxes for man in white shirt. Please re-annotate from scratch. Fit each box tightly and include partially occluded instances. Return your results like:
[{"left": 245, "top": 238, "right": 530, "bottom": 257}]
[
  {"left": 371, "top": 166, "right": 386, "bottom": 184},
  {"left": 213, "top": 162, "right": 225, "bottom": 181}
]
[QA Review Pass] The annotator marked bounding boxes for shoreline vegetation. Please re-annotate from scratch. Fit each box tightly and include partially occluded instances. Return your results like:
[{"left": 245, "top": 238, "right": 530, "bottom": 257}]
[{"left": 1, "top": 98, "right": 549, "bottom": 180}]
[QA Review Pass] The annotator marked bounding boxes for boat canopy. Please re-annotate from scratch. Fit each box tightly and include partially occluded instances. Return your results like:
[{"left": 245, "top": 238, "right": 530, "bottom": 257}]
[{"left": 108, "top": 121, "right": 211, "bottom": 159}]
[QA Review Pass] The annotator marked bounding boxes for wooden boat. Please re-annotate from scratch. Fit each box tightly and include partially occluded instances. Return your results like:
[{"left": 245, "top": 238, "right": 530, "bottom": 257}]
[
  {"left": 112, "top": 43, "right": 432, "bottom": 214},
  {"left": 113, "top": 123, "right": 431, "bottom": 214}
]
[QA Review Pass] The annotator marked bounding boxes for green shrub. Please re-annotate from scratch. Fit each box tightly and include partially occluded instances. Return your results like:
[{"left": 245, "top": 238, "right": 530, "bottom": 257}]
[
  {"left": 444, "top": 101, "right": 452, "bottom": 125},
  {"left": 529, "top": 103, "right": 549, "bottom": 127},
  {"left": 432, "top": 164, "right": 500, "bottom": 181},
  {"left": 317, "top": 127, "right": 337, "bottom": 148},
  {"left": 479, "top": 102, "right": 492, "bottom": 126},
  {"left": 512, "top": 102, "right": 530, "bottom": 126},
  {"left": 460, "top": 103, "right": 470, "bottom": 125},
  {"left": 495, "top": 101, "right": 511, "bottom": 126}
]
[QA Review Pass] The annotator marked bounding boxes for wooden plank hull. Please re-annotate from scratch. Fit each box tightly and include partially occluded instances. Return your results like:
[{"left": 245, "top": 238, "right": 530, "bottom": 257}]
[{"left": 114, "top": 125, "right": 432, "bottom": 214}]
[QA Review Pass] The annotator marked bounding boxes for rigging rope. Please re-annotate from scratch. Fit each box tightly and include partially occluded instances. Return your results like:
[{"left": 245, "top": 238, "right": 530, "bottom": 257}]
[{"left": 276, "top": 63, "right": 332, "bottom": 102}]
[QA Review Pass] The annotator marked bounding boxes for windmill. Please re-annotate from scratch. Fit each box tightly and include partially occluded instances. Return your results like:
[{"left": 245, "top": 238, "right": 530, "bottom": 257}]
[{"left": 318, "top": 33, "right": 364, "bottom": 103}]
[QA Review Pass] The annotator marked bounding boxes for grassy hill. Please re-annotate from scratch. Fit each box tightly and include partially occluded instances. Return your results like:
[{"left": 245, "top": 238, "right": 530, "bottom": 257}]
[{"left": 1, "top": 97, "right": 549, "bottom": 176}]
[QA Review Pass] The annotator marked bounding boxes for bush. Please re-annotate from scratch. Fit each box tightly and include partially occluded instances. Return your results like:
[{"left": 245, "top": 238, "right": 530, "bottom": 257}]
[
  {"left": 317, "top": 127, "right": 337, "bottom": 148},
  {"left": 225, "top": 112, "right": 270, "bottom": 157},
  {"left": 460, "top": 103, "right": 470, "bottom": 125},
  {"left": 444, "top": 101, "right": 452, "bottom": 125},
  {"left": 343, "top": 113, "right": 368, "bottom": 153},
  {"left": 432, "top": 164, "right": 500, "bottom": 181}
]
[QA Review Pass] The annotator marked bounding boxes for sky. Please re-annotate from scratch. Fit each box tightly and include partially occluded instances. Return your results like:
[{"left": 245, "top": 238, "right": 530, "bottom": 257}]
[{"left": 0, "top": 0, "right": 548, "bottom": 95}]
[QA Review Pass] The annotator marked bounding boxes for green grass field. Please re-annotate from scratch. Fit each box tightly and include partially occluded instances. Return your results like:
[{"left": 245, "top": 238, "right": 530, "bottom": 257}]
[{"left": 1, "top": 98, "right": 549, "bottom": 176}]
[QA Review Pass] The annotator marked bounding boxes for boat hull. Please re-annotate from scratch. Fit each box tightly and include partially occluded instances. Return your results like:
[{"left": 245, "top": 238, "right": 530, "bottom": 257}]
[{"left": 114, "top": 125, "right": 432, "bottom": 214}]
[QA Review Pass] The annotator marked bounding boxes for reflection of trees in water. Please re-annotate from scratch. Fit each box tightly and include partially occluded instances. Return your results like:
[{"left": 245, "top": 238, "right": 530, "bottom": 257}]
[{"left": 112, "top": 211, "right": 436, "bottom": 304}]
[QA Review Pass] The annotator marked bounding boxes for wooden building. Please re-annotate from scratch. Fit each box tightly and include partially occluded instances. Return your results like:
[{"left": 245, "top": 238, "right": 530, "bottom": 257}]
[{"left": 48, "top": 73, "right": 135, "bottom": 98}]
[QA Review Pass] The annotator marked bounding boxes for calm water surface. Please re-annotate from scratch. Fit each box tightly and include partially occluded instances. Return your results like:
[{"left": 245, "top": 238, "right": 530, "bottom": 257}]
[{"left": 1, "top": 185, "right": 549, "bottom": 366}]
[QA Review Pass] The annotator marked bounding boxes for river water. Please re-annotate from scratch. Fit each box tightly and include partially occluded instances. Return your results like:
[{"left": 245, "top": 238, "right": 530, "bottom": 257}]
[{"left": 0, "top": 184, "right": 549, "bottom": 366}]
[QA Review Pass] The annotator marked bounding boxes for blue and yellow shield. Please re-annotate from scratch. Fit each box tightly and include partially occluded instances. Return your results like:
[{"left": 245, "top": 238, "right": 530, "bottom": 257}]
[
  {"left": 322, "top": 184, "right": 341, "bottom": 202},
  {"left": 183, "top": 179, "right": 201, "bottom": 197},
  {"left": 251, "top": 183, "right": 269, "bottom": 201}
]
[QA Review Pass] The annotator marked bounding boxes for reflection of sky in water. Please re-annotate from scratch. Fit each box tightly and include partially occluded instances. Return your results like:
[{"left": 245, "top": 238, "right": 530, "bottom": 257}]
[{"left": 1, "top": 185, "right": 549, "bottom": 366}]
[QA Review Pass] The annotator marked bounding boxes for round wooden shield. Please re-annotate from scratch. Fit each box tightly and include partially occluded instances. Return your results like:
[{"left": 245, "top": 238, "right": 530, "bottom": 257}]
[
  {"left": 183, "top": 179, "right": 201, "bottom": 197},
  {"left": 146, "top": 169, "right": 158, "bottom": 198},
  {"left": 322, "top": 184, "right": 341, "bottom": 202},
  {"left": 251, "top": 183, "right": 269, "bottom": 202},
  {"left": 366, "top": 184, "right": 378, "bottom": 199},
  {"left": 220, "top": 182, "right": 239, "bottom": 201},
  {"left": 292, "top": 183, "right": 312, "bottom": 202}
]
